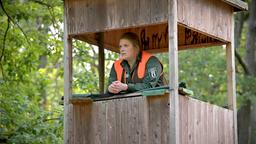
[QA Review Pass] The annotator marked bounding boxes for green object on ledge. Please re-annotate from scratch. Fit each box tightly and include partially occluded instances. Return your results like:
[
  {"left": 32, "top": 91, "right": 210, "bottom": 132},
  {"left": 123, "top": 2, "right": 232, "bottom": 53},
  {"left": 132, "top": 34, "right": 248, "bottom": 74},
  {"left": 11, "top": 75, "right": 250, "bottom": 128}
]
[{"left": 142, "top": 89, "right": 167, "bottom": 96}]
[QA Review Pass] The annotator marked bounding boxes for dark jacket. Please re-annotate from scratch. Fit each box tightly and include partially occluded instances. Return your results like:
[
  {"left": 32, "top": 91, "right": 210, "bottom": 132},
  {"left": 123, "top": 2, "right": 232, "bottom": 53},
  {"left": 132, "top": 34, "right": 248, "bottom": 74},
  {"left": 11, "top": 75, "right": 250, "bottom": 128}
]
[{"left": 108, "top": 51, "right": 165, "bottom": 93}]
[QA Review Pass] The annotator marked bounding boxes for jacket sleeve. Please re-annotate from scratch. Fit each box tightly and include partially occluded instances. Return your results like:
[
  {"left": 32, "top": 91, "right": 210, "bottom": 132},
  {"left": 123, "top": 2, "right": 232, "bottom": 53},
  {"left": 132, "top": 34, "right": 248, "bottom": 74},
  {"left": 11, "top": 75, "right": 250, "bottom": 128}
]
[
  {"left": 108, "top": 63, "right": 117, "bottom": 86},
  {"left": 127, "top": 56, "right": 163, "bottom": 92}
]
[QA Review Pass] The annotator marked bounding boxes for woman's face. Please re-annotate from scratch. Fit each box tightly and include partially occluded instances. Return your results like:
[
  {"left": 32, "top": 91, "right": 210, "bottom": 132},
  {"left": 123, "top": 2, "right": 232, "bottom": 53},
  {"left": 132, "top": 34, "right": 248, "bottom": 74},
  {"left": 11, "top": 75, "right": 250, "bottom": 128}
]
[{"left": 119, "top": 39, "right": 138, "bottom": 61}]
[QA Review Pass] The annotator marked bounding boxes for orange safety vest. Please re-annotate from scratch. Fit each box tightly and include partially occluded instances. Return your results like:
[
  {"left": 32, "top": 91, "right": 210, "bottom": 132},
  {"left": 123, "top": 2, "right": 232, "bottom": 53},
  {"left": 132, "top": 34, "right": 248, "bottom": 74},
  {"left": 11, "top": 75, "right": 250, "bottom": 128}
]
[{"left": 114, "top": 51, "right": 152, "bottom": 82}]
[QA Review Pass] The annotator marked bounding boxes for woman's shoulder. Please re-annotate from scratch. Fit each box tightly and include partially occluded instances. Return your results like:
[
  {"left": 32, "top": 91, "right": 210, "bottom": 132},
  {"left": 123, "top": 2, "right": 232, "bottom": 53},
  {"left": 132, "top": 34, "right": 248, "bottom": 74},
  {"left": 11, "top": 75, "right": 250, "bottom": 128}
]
[{"left": 147, "top": 56, "right": 162, "bottom": 65}]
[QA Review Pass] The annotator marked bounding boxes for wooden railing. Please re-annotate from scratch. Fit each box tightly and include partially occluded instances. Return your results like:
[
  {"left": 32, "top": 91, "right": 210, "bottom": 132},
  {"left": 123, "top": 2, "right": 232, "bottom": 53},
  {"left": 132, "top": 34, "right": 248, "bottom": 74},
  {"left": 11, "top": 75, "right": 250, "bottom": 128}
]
[{"left": 69, "top": 93, "right": 234, "bottom": 144}]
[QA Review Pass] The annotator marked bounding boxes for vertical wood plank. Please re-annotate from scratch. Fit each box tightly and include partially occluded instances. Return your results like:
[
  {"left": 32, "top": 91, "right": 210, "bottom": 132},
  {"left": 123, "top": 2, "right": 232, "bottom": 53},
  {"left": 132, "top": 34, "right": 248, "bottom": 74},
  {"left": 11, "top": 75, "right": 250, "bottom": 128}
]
[
  {"left": 226, "top": 12, "right": 237, "bottom": 144},
  {"left": 85, "top": 104, "right": 92, "bottom": 144},
  {"left": 207, "top": 103, "right": 213, "bottom": 144},
  {"left": 72, "top": 105, "right": 78, "bottom": 144},
  {"left": 140, "top": 97, "right": 149, "bottom": 144},
  {"left": 229, "top": 110, "right": 235, "bottom": 144},
  {"left": 133, "top": 98, "right": 140, "bottom": 144},
  {"left": 96, "top": 32, "right": 105, "bottom": 94},
  {"left": 115, "top": 99, "right": 121, "bottom": 144},
  {"left": 213, "top": 106, "right": 219, "bottom": 144},
  {"left": 115, "top": 0, "right": 129, "bottom": 27},
  {"left": 64, "top": 0, "right": 73, "bottom": 142},
  {"left": 168, "top": 0, "right": 179, "bottom": 143},
  {"left": 75, "top": 0, "right": 88, "bottom": 34},
  {"left": 128, "top": 0, "right": 140, "bottom": 26},
  {"left": 90, "top": 102, "right": 96, "bottom": 144},
  {"left": 94, "top": 102, "right": 107, "bottom": 144},
  {"left": 127, "top": 98, "right": 133, "bottom": 144},
  {"left": 73, "top": 104, "right": 92, "bottom": 144},
  {"left": 139, "top": 0, "right": 151, "bottom": 24},
  {"left": 86, "top": 0, "right": 96, "bottom": 32},
  {"left": 106, "top": 100, "right": 116, "bottom": 144},
  {"left": 151, "top": 0, "right": 168, "bottom": 23},
  {"left": 179, "top": 96, "right": 188, "bottom": 144},
  {"left": 161, "top": 96, "right": 170, "bottom": 144},
  {"left": 201, "top": 101, "right": 207, "bottom": 144},
  {"left": 218, "top": 107, "right": 225, "bottom": 144},
  {"left": 194, "top": 100, "right": 200, "bottom": 144},
  {"left": 95, "top": 0, "right": 107, "bottom": 30},
  {"left": 66, "top": 0, "right": 76, "bottom": 34},
  {"left": 121, "top": 98, "right": 128, "bottom": 144},
  {"left": 148, "top": 97, "right": 162, "bottom": 144},
  {"left": 106, "top": 0, "right": 116, "bottom": 28},
  {"left": 223, "top": 109, "right": 228, "bottom": 144},
  {"left": 187, "top": 99, "right": 195, "bottom": 144}
]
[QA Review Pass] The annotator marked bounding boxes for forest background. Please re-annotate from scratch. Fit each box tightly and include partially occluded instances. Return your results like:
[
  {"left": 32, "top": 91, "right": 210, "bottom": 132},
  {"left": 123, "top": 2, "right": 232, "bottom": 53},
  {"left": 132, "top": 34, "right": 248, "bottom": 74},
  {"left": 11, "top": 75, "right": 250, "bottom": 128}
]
[{"left": 0, "top": 0, "right": 255, "bottom": 143}]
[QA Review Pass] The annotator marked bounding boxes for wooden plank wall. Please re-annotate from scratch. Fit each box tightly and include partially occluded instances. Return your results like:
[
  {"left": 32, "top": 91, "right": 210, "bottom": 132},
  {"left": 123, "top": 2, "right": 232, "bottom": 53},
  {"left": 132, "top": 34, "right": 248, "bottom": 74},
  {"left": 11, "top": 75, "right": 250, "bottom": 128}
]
[
  {"left": 66, "top": 0, "right": 233, "bottom": 42},
  {"left": 66, "top": 0, "right": 167, "bottom": 35},
  {"left": 72, "top": 96, "right": 170, "bottom": 144},
  {"left": 179, "top": 96, "right": 234, "bottom": 144},
  {"left": 74, "top": 24, "right": 223, "bottom": 53},
  {"left": 177, "top": 0, "right": 233, "bottom": 41},
  {"left": 71, "top": 95, "right": 234, "bottom": 144}
]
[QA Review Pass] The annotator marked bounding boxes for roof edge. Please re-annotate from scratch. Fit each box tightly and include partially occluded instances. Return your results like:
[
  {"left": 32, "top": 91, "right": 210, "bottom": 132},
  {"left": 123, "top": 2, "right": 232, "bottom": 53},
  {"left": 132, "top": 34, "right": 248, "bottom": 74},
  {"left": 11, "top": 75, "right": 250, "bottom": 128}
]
[{"left": 222, "top": 0, "right": 248, "bottom": 11}]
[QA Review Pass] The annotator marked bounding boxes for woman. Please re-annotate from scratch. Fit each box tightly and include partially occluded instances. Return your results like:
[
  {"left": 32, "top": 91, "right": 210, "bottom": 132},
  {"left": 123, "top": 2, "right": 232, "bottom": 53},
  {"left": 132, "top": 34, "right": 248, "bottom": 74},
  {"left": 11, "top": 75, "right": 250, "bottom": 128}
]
[{"left": 108, "top": 32, "right": 165, "bottom": 94}]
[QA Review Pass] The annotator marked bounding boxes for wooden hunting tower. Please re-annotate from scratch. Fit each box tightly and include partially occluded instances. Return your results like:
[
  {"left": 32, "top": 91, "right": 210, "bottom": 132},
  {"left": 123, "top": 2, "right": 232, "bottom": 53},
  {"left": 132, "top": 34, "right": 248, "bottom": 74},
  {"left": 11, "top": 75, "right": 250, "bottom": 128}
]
[{"left": 64, "top": 0, "right": 247, "bottom": 144}]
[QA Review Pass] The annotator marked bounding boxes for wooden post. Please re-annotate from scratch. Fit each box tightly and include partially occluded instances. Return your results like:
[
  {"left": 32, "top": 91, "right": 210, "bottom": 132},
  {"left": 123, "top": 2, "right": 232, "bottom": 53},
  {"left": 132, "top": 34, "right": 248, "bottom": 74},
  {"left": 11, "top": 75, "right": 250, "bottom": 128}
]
[
  {"left": 226, "top": 15, "right": 238, "bottom": 144},
  {"left": 64, "top": 2, "right": 73, "bottom": 143},
  {"left": 168, "top": 0, "right": 179, "bottom": 144},
  {"left": 96, "top": 33, "right": 105, "bottom": 94}
]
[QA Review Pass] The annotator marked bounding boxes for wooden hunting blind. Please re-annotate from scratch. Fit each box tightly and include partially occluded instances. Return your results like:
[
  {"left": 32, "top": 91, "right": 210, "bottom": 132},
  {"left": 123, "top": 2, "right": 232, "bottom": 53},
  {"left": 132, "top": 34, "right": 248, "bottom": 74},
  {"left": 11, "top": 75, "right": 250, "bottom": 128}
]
[{"left": 64, "top": 0, "right": 247, "bottom": 144}]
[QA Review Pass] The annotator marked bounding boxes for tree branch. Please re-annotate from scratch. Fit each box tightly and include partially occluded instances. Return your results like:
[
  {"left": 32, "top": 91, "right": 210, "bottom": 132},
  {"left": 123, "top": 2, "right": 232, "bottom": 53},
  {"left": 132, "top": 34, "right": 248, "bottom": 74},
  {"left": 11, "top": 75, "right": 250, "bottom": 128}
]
[
  {"left": 0, "top": 0, "right": 30, "bottom": 45},
  {"left": 235, "top": 49, "right": 250, "bottom": 74},
  {"left": 0, "top": 18, "right": 10, "bottom": 62},
  {"left": 31, "top": 0, "right": 59, "bottom": 33},
  {"left": 0, "top": 17, "right": 10, "bottom": 79},
  {"left": 30, "top": 0, "right": 52, "bottom": 7},
  {"left": 47, "top": 6, "right": 58, "bottom": 29},
  {"left": 43, "top": 117, "right": 61, "bottom": 122}
]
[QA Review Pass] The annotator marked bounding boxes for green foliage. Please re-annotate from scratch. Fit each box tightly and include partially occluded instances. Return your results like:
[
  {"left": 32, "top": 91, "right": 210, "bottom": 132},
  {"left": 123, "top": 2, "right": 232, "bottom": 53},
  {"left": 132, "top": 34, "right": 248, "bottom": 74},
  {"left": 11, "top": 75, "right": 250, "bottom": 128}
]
[
  {"left": 178, "top": 47, "right": 228, "bottom": 106},
  {"left": 0, "top": 0, "right": 64, "bottom": 143},
  {"left": 157, "top": 46, "right": 256, "bottom": 108},
  {"left": 72, "top": 40, "right": 118, "bottom": 94},
  {"left": 157, "top": 47, "right": 229, "bottom": 107},
  {"left": 0, "top": 0, "right": 255, "bottom": 143},
  {"left": 236, "top": 75, "right": 256, "bottom": 108}
]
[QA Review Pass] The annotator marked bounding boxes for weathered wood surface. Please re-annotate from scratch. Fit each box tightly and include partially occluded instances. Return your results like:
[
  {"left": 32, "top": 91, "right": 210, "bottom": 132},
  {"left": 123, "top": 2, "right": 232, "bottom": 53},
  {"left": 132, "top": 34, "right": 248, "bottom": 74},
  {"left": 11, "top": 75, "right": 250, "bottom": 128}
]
[
  {"left": 168, "top": 0, "right": 180, "bottom": 143},
  {"left": 64, "top": 3, "right": 73, "bottom": 142},
  {"left": 177, "top": 0, "right": 234, "bottom": 42},
  {"left": 221, "top": 0, "right": 248, "bottom": 11},
  {"left": 74, "top": 24, "right": 224, "bottom": 53},
  {"left": 96, "top": 33, "right": 105, "bottom": 94},
  {"left": 66, "top": 0, "right": 236, "bottom": 42},
  {"left": 226, "top": 15, "right": 238, "bottom": 143},
  {"left": 71, "top": 94, "right": 234, "bottom": 144}
]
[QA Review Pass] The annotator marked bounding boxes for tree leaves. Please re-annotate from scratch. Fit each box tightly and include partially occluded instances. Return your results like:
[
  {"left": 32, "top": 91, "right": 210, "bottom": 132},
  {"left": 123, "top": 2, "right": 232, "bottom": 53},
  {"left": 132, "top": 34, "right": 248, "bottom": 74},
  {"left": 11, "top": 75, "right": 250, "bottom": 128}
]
[{"left": 0, "top": 0, "right": 64, "bottom": 143}]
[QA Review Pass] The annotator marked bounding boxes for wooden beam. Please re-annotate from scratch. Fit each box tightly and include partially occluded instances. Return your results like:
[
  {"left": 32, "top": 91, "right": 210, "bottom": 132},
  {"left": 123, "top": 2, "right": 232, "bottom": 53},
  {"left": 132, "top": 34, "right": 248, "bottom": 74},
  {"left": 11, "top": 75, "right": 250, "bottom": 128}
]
[
  {"left": 226, "top": 15, "right": 238, "bottom": 144},
  {"left": 168, "top": 0, "right": 179, "bottom": 144},
  {"left": 64, "top": 1, "right": 73, "bottom": 143},
  {"left": 96, "top": 33, "right": 105, "bottom": 94}
]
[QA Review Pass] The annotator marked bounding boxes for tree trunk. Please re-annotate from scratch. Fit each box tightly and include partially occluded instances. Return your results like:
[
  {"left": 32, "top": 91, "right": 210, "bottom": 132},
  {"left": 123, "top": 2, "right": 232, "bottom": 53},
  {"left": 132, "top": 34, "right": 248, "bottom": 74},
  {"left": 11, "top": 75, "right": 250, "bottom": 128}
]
[
  {"left": 246, "top": 0, "right": 256, "bottom": 143},
  {"left": 245, "top": 0, "right": 256, "bottom": 75},
  {"left": 234, "top": 12, "right": 245, "bottom": 49},
  {"left": 238, "top": 100, "right": 251, "bottom": 144},
  {"left": 235, "top": 11, "right": 251, "bottom": 144},
  {"left": 238, "top": 0, "right": 256, "bottom": 144},
  {"left": 251, "top": 102, "right": 256, "bottom": 144}
]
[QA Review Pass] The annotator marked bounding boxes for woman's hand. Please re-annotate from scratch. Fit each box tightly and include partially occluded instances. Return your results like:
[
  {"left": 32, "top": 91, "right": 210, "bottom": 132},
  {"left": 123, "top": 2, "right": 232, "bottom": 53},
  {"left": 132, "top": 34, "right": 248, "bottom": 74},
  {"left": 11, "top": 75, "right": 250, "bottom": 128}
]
[{"left": 108, "top": 81, "right": 128, "bottom": 94}]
